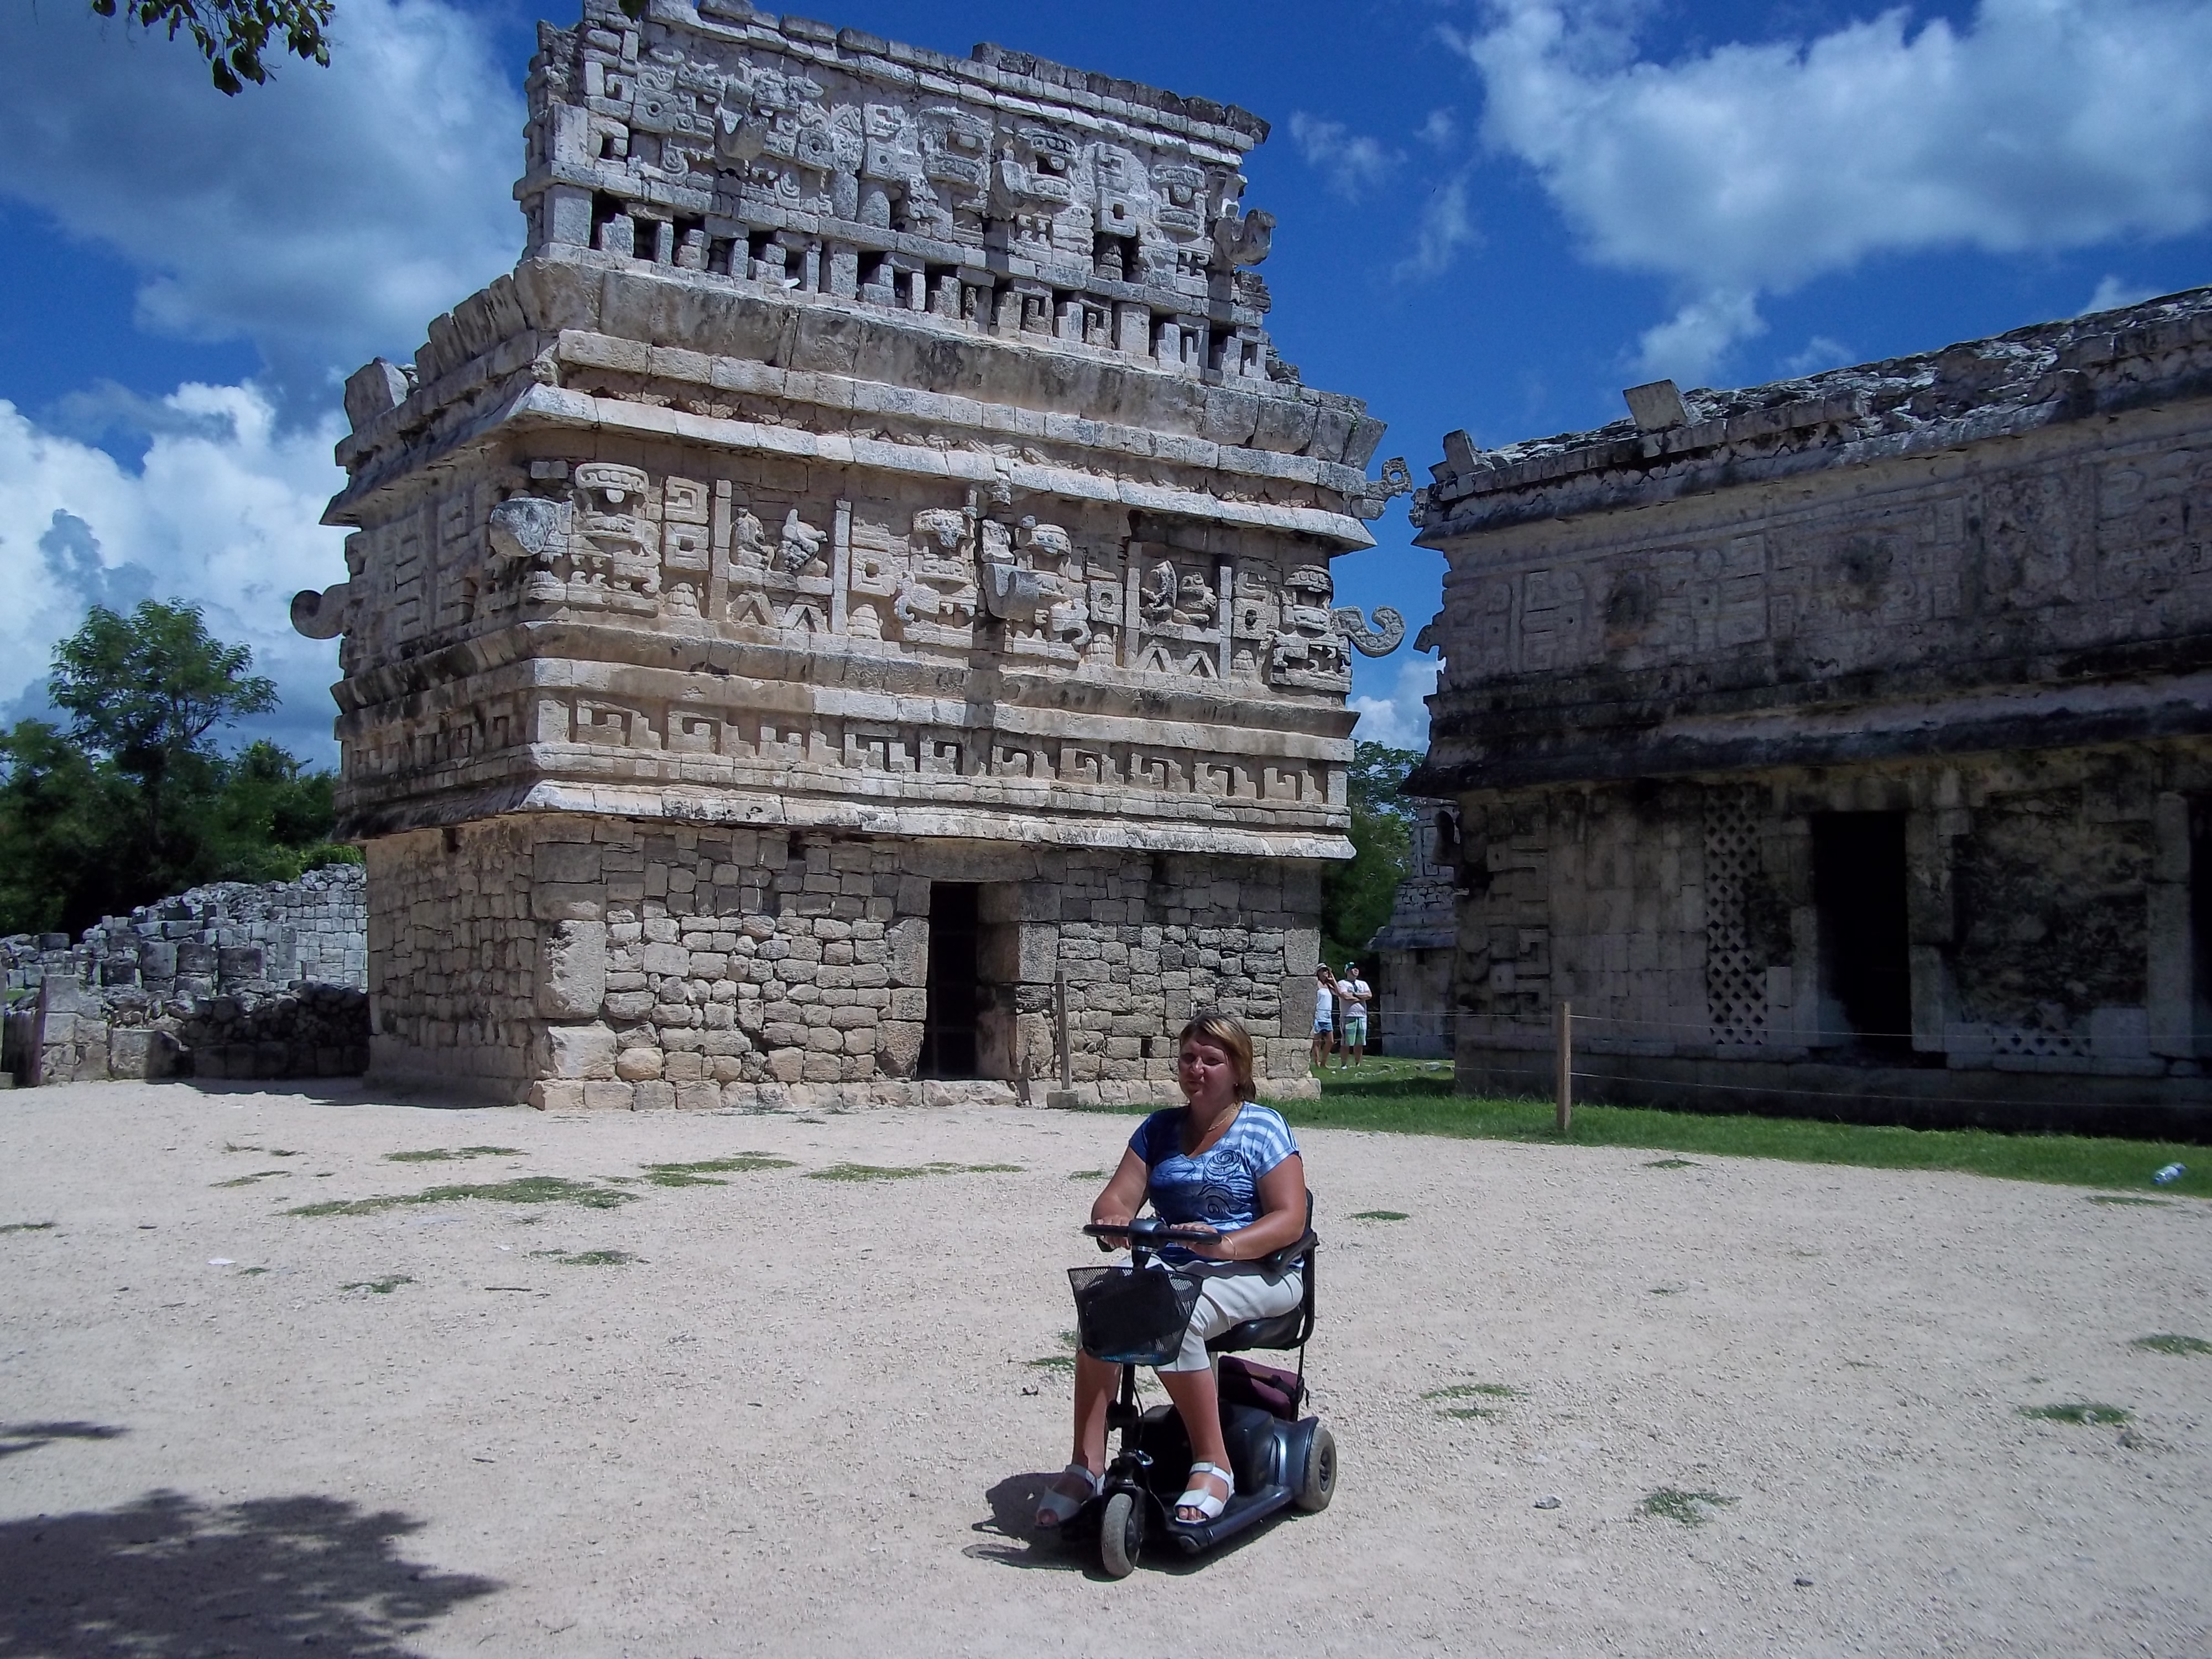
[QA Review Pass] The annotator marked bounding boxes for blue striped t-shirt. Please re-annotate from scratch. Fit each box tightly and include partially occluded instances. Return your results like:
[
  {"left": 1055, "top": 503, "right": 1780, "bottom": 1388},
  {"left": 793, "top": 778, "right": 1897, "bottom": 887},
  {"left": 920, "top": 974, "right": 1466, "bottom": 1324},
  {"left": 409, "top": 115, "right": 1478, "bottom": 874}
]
[{"left": 1128, "top": 1103, "right": 1301, "bottom": 1263}]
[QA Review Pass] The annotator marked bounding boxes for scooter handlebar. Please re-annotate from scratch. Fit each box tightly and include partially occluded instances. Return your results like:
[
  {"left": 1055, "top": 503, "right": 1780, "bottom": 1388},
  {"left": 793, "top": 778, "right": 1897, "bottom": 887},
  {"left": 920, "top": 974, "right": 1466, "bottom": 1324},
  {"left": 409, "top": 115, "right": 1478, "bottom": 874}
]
[{"left": 1082, "top": 1219, "right": 1222, "bottom": 1251}]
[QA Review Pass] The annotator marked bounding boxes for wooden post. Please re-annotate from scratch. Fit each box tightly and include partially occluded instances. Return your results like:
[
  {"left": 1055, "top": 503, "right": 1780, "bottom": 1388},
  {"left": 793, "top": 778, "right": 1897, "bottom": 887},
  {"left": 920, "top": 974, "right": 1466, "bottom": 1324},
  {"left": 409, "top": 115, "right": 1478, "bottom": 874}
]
[
  {"left": 1055, "top": 968, "right": 1072, "bottom": 1092},
  {"left": 1554, "top": 998, "right": 1573, "bottom": 1134}
]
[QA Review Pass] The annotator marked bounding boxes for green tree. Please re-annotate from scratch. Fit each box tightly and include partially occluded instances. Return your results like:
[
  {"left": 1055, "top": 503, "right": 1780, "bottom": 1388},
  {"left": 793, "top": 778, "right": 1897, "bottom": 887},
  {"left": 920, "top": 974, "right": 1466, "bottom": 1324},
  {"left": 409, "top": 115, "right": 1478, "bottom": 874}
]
[
  {"left": 1321, "top": 742, "right": 1421, "bottom": 969},
  {"left": 86, "top": 0, "right": 648, "bottom": 95},
  {"left": 0, "top": 720, "right": 135, "bottom": 937},
  {"left": 1, "top": 602, "right": 347, "bottom": 938},
  {"left": 194, "top": 739, "right": 353, "bottom": 883},
  {"left": 50, "top": 600, "right": 278, "bottom": 866},
  {"left": 89, "top": 0, "right": 334, "bottom": 95}
]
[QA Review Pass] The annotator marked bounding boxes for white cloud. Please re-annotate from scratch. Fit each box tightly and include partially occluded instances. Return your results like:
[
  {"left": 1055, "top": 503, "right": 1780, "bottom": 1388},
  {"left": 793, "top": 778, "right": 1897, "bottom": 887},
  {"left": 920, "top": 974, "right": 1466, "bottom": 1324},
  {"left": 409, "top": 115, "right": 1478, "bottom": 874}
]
[
  {"left": 1782, "top": 334, "right": 1858, "bottom": 377},
  {"left": 1632, "top": 288, "right": 1765, "bottom": 385},
  {"left": 0, "top": 388, "right": 347, "bottom": 758},
  {"left": 1417, "top": 109, "right": 1459, "bottom": 151},
  {"left": 1287, "top": 112, "right": 1402, "bottom": 201},
  {"left": 2081, "top": 274, "right": 2164, "bottom": 315},
  {"left": 1458, "top": 0, "right": 2212, "bottom": 376},
  {"left": 1396, "top": 173, "right": 1480, "bottom": 282},
  {"left": 0, "top": 0, "right": 524, "bottom": 404},
  {"left": 1352, "top": 655, "right": 1443, "bottom": 749}
]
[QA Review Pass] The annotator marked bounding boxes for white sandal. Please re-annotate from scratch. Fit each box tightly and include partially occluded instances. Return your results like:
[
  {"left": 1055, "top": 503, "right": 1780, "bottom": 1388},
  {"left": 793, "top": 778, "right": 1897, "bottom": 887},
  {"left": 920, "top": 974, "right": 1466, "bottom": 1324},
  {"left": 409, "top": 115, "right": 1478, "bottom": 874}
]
[
  {"left": 1175, "top": 1460, "right": 1234, "bottom": 1522},
  {"left": 1034, "top": 1463, "right": 1100, "bottom": 1528}
]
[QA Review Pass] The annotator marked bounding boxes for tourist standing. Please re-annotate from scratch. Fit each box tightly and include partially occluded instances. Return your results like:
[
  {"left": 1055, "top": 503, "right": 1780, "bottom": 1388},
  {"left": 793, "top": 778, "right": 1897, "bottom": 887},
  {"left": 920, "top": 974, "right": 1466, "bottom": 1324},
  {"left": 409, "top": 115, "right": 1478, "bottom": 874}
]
[
  {"left": 1335, "top": 962, "right": 1371, "bottom": 1067},
  {"left": 1309, "top": 962, "right": 1337, "bottom": 1070}
]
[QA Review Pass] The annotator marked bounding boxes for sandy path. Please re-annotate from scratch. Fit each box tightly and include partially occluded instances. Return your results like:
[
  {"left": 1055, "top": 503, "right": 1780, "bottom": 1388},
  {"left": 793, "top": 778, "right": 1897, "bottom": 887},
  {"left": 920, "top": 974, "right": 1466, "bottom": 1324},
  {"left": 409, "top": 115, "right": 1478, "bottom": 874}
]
[{"left": 0, "top": 1079, "right": 2206, "bottom": 1657}]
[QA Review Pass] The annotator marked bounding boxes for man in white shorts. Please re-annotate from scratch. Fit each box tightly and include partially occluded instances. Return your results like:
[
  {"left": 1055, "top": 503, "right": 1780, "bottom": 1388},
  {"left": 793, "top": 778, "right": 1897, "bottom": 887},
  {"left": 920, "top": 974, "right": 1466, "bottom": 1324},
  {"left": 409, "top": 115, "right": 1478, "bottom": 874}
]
[{"left": 1335, "top": 962, "right": 1371, "bottom": 1067}]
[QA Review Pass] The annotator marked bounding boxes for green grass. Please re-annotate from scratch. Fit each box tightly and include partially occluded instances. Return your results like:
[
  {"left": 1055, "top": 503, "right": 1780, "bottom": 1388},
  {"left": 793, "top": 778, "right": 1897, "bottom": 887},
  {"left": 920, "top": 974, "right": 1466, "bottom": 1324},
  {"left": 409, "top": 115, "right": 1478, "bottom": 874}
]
[
  {"left": 288, "top": 1176, "right": 637, "bottom": 1217},
  {"left": 806, "top": 1161, "right": 1024, "bottom": 1182},
  {"left": 0, "top": 1221, "right": 58, "bottom": 1234},
  {"left": 1027, "top": 1329, "right": 1081, "bottom": 1369},
  {"left": 1422, "top": 1383, "right": 1524, "bottom": 1401},
  {"left": 386, "top": 1146, "right": 525, "bottom": 1163},
  {"left": 1068, "top": 1168, "right": 1108, "bottom": 1182},
  {"left": 1425, "top": 1382, "right": 1522, "bottom": 1420},
  {"left": 530, "top": 1249, "right": 639, "bottom": 1266},
  {"left": 2019, "top": 1402, "right": 2132, "bottom": 1425},
  {"left": 1640, "top": 1488, "right": 1738, "bottom": 1526},
  {"left": 1351, "top": 1209, "right": 1410, "bottom": 1221},
  {"left": 2131, "top": 1334, "right": 2212, "bottom": 1356},
  {"left": 638, "top": 1156, "right": 795, "bottom": 1187},
  {"left": 2086, "top": 1194, "right": 2169, "bottom": 1207},
  {"left": 1073, "top": 1058, "right": 2212, "bottom": 1197},
  {"left": 1645, "top": 1158, "right": 1698, "bottom": 1170},
  {"left": 212, "top": 1171, "right": 290, "bottom": 1188},
  {"left": 340, "top": 1276, "right": 413, "bottom": 1295},
  {"left": 237, "top": 1266, "right": 272, "bottom": 1276}
]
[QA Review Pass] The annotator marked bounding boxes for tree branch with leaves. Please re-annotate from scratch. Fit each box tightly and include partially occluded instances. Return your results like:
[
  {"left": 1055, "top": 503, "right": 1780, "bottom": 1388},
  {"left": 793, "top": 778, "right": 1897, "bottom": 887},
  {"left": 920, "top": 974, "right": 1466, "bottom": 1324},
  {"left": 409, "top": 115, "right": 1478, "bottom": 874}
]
[{"left": 87, "top": 0, "right": 332, "bottom": 94}]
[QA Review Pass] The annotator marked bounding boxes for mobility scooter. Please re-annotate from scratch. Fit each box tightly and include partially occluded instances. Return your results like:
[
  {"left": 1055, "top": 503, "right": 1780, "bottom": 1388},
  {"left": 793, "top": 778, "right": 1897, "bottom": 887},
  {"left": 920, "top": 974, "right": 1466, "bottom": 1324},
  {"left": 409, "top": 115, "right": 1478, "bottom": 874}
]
[{"left": 1057, "top": 1206, "right": 1334, "bottom": 1578}]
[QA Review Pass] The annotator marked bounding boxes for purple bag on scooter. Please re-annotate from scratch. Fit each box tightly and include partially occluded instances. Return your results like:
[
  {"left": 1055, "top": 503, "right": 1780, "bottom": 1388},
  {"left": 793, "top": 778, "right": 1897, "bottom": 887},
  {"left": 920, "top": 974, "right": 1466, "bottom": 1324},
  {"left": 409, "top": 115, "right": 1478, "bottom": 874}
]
[{"left": 1217, "top": 1355, "right": 1303, "bottom": 1421}]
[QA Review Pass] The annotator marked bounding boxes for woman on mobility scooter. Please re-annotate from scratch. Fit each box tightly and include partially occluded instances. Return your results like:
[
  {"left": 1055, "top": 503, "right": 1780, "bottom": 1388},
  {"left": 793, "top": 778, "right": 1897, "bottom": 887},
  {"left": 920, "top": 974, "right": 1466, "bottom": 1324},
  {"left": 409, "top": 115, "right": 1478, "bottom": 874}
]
[{"left": 1036, "top": 1011, "right": 1310, "bottom": 1532}]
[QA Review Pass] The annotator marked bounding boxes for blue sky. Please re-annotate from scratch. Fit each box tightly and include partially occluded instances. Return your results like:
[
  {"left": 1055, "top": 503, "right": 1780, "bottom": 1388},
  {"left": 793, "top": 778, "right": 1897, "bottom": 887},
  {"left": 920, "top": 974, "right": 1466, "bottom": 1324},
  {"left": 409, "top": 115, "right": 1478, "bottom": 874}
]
[{"left": 4, "top": 0, "right": 2212, "bottom": 761}]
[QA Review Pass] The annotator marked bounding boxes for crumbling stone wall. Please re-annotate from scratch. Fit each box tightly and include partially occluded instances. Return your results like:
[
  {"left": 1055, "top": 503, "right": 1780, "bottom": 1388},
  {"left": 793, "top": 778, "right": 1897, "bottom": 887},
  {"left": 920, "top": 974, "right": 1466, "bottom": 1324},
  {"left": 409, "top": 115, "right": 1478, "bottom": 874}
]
[
  {"left": 3, "top": 864, "right": 366, "bottom": 1000},
  {"left": 367, "top": 812, "right": 1317, "bottom": 1109},
  {"left": 1952, "top": 788, "right": 2153, "bottom": 1030},
  {"left": 2, "top": 865, "right": 370, "bottom": 1086}
]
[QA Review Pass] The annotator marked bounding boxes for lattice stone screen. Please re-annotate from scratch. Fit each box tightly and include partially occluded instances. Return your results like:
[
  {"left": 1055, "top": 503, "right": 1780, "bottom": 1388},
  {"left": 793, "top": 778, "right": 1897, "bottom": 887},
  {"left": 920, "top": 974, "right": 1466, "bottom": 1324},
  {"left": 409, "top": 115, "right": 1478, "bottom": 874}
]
[{"left": 1702, "top": 786, "right": 1770, "bottom": 1047}]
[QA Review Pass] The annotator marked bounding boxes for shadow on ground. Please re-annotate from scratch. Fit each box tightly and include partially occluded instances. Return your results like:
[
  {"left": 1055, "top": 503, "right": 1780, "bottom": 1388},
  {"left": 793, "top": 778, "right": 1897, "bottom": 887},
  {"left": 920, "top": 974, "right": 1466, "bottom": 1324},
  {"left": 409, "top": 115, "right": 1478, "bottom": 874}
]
[
  {"left": 964, "top": 1472, "right": 1089, "bottom": 1573},
  {"left": 0, "top": 1489, "right": 499, "bottom": 1657},
  {"left": 965, "top": 1469, "right": 1290, "bottom": 1578},
  {"left": 0, "top": 1422, "right": 125, "bottom": 1462}
]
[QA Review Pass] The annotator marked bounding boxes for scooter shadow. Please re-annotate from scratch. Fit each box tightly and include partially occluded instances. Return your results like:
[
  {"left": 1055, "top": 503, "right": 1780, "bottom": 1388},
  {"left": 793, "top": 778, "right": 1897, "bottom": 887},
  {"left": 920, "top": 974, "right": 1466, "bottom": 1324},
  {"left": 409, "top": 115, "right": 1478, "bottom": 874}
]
[
  {"left": 963, "top": 1473, "right": 1093, "bottom": 1574},
  {"left": 964, "top": 1473, "right": 1285, "bottom": 1577}
]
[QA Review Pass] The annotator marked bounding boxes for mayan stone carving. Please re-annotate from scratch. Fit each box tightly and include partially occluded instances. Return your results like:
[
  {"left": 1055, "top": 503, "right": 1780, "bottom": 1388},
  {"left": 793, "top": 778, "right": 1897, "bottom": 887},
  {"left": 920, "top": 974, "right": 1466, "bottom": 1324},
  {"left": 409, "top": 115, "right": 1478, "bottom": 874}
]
[
  {"left": 302, "top": 0, "right": 1400, "bottom": 1109},
  {"left": 1411, "top": 289, "right": 2212, "bottom": 1135}
]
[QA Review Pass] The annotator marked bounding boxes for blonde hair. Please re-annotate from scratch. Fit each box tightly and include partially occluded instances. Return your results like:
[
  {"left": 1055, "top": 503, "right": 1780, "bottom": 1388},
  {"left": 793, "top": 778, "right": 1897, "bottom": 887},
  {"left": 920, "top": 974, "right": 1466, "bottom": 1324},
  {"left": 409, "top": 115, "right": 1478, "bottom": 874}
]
[{"left": 1177, "top": 1010, "right": 1256, "bottom": 1100}]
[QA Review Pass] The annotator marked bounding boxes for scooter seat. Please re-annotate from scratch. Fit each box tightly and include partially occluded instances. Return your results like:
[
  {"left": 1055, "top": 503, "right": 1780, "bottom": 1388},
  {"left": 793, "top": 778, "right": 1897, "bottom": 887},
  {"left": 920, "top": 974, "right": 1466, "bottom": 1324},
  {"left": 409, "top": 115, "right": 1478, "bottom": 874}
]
[{"left": 1207, "top": 1311, "right": 1305, "bottom": 1353}]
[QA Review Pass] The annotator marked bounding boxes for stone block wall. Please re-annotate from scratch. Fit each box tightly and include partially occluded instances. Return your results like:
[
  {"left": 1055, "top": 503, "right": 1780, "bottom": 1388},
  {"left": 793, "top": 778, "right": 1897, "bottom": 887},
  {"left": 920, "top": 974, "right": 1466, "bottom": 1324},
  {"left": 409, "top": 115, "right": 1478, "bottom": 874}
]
[
  {"left": 2, "top": 865, "right": 371, "bottom": 1087},
  {"left": 1446, "top": 742, "right": 2212, "bottom": 1129},
  {"left": 3, "top": 863, "right": 367, "bottom": 1000},
  {"left": 366, "top": 811, "right": 1321, "bottom": 1109}
]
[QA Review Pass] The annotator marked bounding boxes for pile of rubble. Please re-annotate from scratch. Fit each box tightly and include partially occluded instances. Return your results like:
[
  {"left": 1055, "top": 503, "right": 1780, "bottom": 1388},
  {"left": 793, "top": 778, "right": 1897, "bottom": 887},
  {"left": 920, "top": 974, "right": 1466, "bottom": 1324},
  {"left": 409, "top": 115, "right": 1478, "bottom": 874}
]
[{"left": 2, "top": 865, "right": 369, "bottom": 1086}]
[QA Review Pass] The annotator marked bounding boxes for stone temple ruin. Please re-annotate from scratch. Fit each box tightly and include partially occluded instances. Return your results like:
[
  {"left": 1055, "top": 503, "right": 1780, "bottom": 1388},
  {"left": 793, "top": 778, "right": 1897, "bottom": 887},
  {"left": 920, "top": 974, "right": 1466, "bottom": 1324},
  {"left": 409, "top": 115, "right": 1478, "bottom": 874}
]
[
  {"left": 1410, "top": 288, "right": 2212, "bottom": 1136},
  {"left": 295, "top": 0, "right": 1403, "bottom": 1109},
  {"left": 1366, "top": 800, "right": 1458, "bottom": 1061}
]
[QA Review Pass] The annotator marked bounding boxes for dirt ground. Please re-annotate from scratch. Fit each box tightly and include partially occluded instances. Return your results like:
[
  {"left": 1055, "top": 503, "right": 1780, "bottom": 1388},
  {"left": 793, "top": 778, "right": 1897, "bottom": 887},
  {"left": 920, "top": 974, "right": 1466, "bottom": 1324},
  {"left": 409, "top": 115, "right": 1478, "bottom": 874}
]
[{"left": 1, "top": 1081, "right": 2207, "bottom": 1658}]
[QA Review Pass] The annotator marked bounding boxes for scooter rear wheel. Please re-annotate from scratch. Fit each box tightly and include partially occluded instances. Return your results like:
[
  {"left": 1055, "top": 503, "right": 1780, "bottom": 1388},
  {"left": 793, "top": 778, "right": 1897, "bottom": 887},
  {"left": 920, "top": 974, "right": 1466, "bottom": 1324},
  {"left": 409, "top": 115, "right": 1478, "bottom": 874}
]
[{"left": 1099, "top": 1490, "right": 1144, "bottom": 1578}]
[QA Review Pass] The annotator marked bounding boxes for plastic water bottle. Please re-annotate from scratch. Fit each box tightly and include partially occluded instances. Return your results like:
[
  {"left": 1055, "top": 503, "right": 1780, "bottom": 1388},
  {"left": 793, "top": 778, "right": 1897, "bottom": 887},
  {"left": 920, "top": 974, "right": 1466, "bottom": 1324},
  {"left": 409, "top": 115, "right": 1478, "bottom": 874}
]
[{"left": 2153, "top": 1163, "right": 2186, "bottom": 1185}]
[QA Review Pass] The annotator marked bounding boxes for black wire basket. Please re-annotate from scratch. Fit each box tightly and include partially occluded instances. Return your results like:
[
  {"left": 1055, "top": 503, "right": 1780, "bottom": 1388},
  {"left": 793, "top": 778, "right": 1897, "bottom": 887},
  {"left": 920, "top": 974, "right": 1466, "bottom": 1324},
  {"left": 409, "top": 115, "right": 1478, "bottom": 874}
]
[{"left": 1067, "top": 1264, "right": 1203, "bottom": 1366}]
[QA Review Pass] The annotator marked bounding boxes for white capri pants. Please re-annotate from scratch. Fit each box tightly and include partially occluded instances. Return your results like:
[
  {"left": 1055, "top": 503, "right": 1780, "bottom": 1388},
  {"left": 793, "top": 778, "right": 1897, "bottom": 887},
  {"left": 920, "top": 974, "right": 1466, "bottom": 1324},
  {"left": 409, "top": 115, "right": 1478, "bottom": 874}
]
[{"left": 1149, "top": 1260, "right": 1304, "bottom": 1373}]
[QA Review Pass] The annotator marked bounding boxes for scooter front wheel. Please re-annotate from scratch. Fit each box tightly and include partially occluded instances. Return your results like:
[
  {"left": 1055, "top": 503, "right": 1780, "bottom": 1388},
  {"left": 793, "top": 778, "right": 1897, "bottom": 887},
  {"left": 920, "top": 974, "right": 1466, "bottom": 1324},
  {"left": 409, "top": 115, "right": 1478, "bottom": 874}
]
[
  {"left": 1099, "top": 1490, "right": 1144, "bottom": 1578},
  {"left": 1293, "top": 1422, "right": 1337, "bottom": 1512}
]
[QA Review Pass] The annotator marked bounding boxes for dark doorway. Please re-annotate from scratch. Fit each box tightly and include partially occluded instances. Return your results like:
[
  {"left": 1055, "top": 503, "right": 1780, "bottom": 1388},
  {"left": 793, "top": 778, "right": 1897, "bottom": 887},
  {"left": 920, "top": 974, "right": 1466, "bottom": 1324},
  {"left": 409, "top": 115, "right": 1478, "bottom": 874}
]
[
  {"left": 920, "top": 882, "right": 980, "bottom": 1078},
  {"left": 1811, "top": 812, "right": 1912, "bottom": 1054},
  {"left": 2192, "top": 800, "right": 2212, "bottom": 1036}
]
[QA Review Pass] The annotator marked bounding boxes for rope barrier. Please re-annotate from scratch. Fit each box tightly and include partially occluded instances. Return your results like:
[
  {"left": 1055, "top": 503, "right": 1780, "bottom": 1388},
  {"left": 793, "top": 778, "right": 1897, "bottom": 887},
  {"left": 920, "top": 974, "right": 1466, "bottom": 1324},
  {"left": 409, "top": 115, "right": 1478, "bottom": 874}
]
[
  {"left": 1563, "top": 1067, "right": 2179, "bottom": 1115},
  {"left": 1342, "top": 1006, "right": 2204, "bottom": 1049}
]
